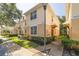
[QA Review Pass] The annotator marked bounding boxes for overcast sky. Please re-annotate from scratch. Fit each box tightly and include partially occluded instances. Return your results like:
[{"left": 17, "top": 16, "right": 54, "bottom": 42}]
[{"left": 16, "top": 3, "right": 65, "bottom": 16}]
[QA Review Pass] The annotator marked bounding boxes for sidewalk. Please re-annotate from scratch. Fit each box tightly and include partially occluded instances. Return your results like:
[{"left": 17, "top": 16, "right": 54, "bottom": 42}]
[{"left": 11, "top": 43, "right": 63, "bottom": 56}]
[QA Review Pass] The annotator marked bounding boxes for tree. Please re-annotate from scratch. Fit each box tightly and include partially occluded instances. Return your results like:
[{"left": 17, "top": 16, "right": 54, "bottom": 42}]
[
  {"left": 0, "top": 3, "right": 22, "bottom": 26},
  {"left": 58, "top": 16, "right": 67, "bottom": 35}
]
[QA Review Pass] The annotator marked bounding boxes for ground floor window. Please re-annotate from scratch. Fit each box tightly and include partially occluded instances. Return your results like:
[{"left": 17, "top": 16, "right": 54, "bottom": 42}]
[{"left": 31, "top": 26, "right": 37, "bottom": 34}]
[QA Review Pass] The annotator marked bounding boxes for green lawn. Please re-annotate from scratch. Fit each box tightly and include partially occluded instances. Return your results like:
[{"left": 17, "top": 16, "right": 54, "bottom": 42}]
[{"left": 9, "top": 37, "right": 39, "bottom": 48}]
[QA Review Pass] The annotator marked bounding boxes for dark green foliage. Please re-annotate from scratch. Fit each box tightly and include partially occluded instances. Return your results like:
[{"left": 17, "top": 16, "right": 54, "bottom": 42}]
[
  {"left": 0, "top": 3, "right": 22, "bottom": 26},
  {"left": 9, "top": 34, "right": 18, "bottom": 37},
  {"left": 0, "top": 39, "right": 3, "bottom": 44},
  {"left": 59, "top": 35, "right": 79, "bottom": 48},
  {"left": 30, "top": 36, "right": 54, "bottom": 45},
  {"left": 58, "top": 16, "right": 67, "bottom": 35},
  {"left": 75, "top": 51, "right": 79, "bottom": 56}
]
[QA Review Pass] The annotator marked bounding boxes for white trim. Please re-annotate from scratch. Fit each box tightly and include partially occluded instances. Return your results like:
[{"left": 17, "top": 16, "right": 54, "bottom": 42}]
[{"left": 72, "top": 16, "right": 79, "bottom": 19}]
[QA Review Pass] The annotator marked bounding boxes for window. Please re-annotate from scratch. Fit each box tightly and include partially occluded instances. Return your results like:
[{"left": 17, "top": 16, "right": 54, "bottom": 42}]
[
  {"left": 51, "top": 16, "right": 53, "bottom": 22},
  {"left": 72, "top": 15, "right": 79, "bottom": 19},
  {"left": 52, "top": 18, "right": 53, "bottom": 22},
  {"left": 31, "top": 11, "right": 37, "bottom": 20},
  {"left": 31, "top": 26, "right": 37, "bottom": 34}
]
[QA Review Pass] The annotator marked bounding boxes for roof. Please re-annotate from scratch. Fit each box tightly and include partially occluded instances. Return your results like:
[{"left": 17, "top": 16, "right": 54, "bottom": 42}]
[{"left": 24, "top": 3, "right": 49, "bottom": 15}]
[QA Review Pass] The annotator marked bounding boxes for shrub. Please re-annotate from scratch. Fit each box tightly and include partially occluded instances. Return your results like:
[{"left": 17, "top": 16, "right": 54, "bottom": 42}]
[
  {"left": 22, "top": 34, "right": 30, "bottom": 40},
  {"left": 9, "top": 34, "right": 18, "bottom": 37},
  {"left": 1, "top": 33, "right": 10, "bottom": 37},
  {"left": 0, "top": 39, "right": 3, "bottom": 44},
  {"left": 9, "top": 37, "right": 38, "bottom": 48},
  {"left": 30, "top": 36, "right": 54, "bottom": 45},
  {"left": 59, "top": 35, "right": 79, "bottom": 49}
]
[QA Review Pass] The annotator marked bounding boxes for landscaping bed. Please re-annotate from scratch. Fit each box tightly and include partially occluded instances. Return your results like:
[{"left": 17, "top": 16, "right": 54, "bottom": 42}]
[
  {"left": 0, "top": 39, "right": 3, "bottom": 44},
  {"left": 30, "top": 36, "right": 54, "bottom": 45},
  {"left": 9, "top": 37, "right": 39, "bottom": 48},
  {"left": 59, "top": 35, "right": 79, "bottom": 56}
]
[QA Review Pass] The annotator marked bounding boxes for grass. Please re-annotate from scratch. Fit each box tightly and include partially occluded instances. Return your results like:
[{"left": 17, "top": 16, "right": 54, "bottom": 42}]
[{"left": 9, "top": 37, "right": 39, "bottom": 48}]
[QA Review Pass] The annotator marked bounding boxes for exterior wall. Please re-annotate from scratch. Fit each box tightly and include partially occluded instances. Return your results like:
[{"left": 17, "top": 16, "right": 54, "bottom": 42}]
[
  {"left": 71, "top": 4, "right": 79, "bottom": 41},
  {"left": 71, "top": 18, "right": 79, "bottom": 41},
  {"left": 66, "top": 3, "right": 79, "bottom": 41},
  {"left": 24, "top": 4, "right": 44, "bottom": 37},
  {"left": 24, "top": 3, "right": 60, "bottom": 37},
  {"left": 13, "top": 22, "right": 19, "bottom": 34},
  {"left": 37, "top": 6, "right": 44, "bottom": 37},
  {"left": 46, "top": 5, "right": 60, "bottom": 37},
  {"left": 72, "top": 4, "right": 79, "bottom": 18}
]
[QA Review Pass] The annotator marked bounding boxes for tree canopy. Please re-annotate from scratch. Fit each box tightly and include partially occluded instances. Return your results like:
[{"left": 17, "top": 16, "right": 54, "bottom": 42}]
[
  {"left": 58, "top": 16, "right": 67, "bottom": 35},
  {"left": 0, "top": 3, "right": 22, "bottom": 26}
]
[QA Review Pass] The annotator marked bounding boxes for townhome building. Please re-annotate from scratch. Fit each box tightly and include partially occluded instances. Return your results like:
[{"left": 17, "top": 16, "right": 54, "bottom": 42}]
[
  {"left": 64, "top": 3, "right": 79, "bottom": 41},
  {"left": 22, "top": 3, "right": 60, "bottom": 38}
]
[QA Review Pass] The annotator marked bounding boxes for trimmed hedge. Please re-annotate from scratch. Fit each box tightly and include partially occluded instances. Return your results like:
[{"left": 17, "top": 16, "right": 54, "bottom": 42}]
[
  {"left": 0, "top": 39, "right": 3, "bottom": 44},
  {"left": 30, "top": 36, "right": 54, "bottom": 45},
  {"left": 9, "top": 34, "right": 18, "bottom": 37},
  {"left": 1, "top": 33, "right": 18, "bottom": 37}
]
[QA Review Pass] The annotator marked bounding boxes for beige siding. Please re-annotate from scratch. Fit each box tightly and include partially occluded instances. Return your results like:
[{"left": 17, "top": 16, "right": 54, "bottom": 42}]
[
  {"left": 71, "top": 4, "right": 79, "bottom": 41},
  {"left": 66, "top": 3, "right": 79, "bottom": 41},
  {"left": 72, "top": 4, "right": 79, "bottom": 18},
  {"left": 46, "top": 5, "right": 60, "bottom": 37},
  {"left": 37, "top": 6, "right": 44, "bottom": 37},
  {"left": 23, "top": 3, "right": 60, "bottom": 37},
  {"left": 71, "top": 19, "right": 79, "bottom": 41},
  {"left": 24, "top": 5, "right": 44, "bottom": 37}
]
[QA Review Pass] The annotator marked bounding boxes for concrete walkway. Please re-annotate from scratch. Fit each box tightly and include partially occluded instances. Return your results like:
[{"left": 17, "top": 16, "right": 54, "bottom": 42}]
[{"left": 11, "top": 42, "right": 63, "bottom": 56}]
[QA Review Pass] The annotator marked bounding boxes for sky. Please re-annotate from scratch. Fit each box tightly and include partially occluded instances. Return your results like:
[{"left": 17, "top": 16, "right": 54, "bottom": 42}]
[{"left": 16, "top": 3, "right": 65, "bottom": 16}]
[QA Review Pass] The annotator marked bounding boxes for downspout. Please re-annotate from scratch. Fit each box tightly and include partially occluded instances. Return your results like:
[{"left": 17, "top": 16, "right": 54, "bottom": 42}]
[{"left": 42, "top": 3, "right": 48, "bottom": 51}]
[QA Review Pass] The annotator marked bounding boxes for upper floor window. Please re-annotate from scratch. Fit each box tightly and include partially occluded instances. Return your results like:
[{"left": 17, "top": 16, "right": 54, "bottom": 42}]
[
  {"left": 52, "top": 18, "right": 53, "bottom": 22},
  {"left": 31, "top": 26, "right": 37, "bottom": 34},
  {"left": 31, "top": 10, "right": 37, "bottom": 20}
]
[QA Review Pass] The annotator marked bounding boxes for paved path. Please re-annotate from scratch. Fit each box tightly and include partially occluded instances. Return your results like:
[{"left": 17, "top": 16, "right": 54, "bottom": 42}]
[{"left": 10, "top": 43, "right": 63, "bottom": 56}]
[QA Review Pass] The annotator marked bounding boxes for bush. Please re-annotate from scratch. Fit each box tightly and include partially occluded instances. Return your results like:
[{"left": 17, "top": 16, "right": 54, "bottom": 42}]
[
  {"left": 1, "top": 33, "right": 10, "bottom": 37},
  {"left": 0, "top": 39, "right": 3, "bottom": 44},
  {"left": 9, "top": 37, "right": 38, "bottom": 48},
  {"left": 18, "top": 34, "right": 30, "bottom": 40},
  {"left": 9, "top": 34, "right": 18, "bottom": 37},
  {"left": 22, "top": 34, "right": 30, "bottom": 39},
  {"left": 59, "top": 35, "right": 79, "bottom": 49},
  {"left": 30, "top": 36, "right": 54, "bottom": 45}
]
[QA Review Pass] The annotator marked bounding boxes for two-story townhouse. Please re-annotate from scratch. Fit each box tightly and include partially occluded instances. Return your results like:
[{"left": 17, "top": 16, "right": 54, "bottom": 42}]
[
  {"left": 22, "top": 3, "right": 60, "bottom": 40},
  {"left": 64, "top": 3, "right": 79, "bottom": 41}
]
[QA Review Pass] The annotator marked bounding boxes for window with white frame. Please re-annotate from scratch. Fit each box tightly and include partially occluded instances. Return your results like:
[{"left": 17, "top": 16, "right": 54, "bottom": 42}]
[
  {"left": 31, "top": 10, "right": 37, "bottom": 20},
  {"left": 31, "top": 26, "right": 37, "bottom": 34}
]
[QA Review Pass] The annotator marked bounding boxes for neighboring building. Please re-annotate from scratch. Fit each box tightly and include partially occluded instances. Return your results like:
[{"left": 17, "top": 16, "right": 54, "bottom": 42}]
[
  {"left": 64, "top": 3, "right": 79, "bottom": 41},
  {"left": 11, "top": 20, "right": 20, "bottom": 35},
  {"left": 22, "top": 3, "right": 60, "bottom": 38},
  {"left": 0, "top": 25, "right": 6, "bottom": 34}
]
